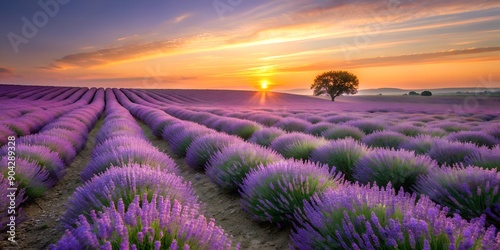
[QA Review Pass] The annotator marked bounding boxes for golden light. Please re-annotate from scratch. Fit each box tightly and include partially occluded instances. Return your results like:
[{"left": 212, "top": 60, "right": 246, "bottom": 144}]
[{"left": 260, "top": 80, "right": 269, "bottom": 90}]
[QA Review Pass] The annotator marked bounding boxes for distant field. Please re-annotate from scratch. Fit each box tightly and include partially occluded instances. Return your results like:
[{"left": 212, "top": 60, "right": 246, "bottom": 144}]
[{"left": 1, "top": 85, "right": 499, "bottom": 249}]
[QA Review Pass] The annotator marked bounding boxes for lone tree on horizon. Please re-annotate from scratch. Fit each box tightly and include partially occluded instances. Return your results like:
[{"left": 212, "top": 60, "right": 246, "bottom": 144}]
[{"left": 311, "top": 70, "right": 359, "bottom": 102}]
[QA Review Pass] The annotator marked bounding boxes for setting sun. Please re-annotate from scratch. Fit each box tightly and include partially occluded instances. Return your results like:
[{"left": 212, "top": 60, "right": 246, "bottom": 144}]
[{"left": 260, "top": 80, "right": 269, "bottom": 90}]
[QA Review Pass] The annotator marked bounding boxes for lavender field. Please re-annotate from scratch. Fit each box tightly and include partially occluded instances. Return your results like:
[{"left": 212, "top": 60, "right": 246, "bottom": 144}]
[{"left": 1, "top": 85, "right": 500, "bottom": 249}]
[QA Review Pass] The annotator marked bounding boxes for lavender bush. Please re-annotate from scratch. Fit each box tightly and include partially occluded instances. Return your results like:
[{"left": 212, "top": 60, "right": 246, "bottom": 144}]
[
  {"left": 169, "top": 126, "right": 213, "bottom": 157},
  {"left": 206, "top": 144, "right": 283, "bottom": 192},
  {"left": 415, "top": 166, "right": 500, "bottom": 227},
  {"left": 185, "top": 134, "right": 240, "bottom": 170},
  {"left": 270, "top": 133, "right": 326, "bottom": 161},
  {"left": 222, "top": 120, "right": 262, "bottom": 140},
  {"left": 325, "top": 115, "right": 359, "bottom": 124},
  {"left": 345, "top": 120, "right": 385, "bottom": 134},
  {"left": 291, "top": 183, "right": 500, "bottom": 249},
  {"left": 0, "top": 158, "right": 54, "bottom": 198},
  {"left": 63, "top": 165, "right": 199, "bottom": 228},
  {"left": 428, "top": 140, "right": 480, "bottom": 166},
  {"left": 390, "top": 123, "right": 424, "bottom": 137},
  {"left": 305, "top": 122, "right": 335, "bottom": 136},
  {"left": 400, "top": 135, "right": 446, "bottom": 155},
  {"left": 273, "top": 117, "right": 310, "bottom": 132},
  {"left": 53, "top": 195, "right": 237, "bottom": 250},
  {"left": 362, "top": 131, "right": 409, "bottom": 149},
  {"left": 353, "top": 148, "right": 437, "bottom": 192},
  {"left": 0, "top": 145, "right": 66, "bottom": 181},
  {"left": 310, "top": 138, "right": 369, "bottom": 181},
  {"left": 447, "top": 131, "right": 498, "bottom": 148},
  {"left": 240, "top": 160, "right": 341, "bottom": 225},
  {"left": 18, "top": 135, "right": 77, "bottom": 164},
  {"left": 321, "top": 125, "right": 365, "bottom": 141},
  {"left": 248, "top": 127, "right": 285, "bottom": 146},
  {"left": 464, "top": 146, "right": 500, "bottom": 170}
]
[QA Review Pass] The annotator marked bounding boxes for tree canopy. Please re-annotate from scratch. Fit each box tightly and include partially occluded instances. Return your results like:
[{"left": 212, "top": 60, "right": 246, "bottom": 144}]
[{"left": 311, "top": 71, "right": 359, "bottom": 102}]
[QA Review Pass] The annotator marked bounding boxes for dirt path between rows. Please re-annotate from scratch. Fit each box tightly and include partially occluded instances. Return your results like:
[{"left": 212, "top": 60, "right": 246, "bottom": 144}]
[
  {"left": 0, "top": 118, "right": 104, "bottom": 250},
  {"left": 137, "top": 120, "right": 291, "bottom": 250}
]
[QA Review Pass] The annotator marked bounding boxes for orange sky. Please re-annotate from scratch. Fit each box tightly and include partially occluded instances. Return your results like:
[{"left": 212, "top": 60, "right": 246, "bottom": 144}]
[{"left": 1, "top": 0, "right": 499, "bottom": 91}]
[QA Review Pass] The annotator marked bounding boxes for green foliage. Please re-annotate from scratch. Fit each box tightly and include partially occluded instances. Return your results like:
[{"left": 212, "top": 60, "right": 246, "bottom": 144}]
[{"left": 311, "top": 71, "right": 359, "bottom": 101}]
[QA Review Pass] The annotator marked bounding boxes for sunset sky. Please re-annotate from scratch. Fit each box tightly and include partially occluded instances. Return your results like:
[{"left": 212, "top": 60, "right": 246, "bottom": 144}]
[{"left": 1, "top": 0, "right": 499, "bottom": 91}]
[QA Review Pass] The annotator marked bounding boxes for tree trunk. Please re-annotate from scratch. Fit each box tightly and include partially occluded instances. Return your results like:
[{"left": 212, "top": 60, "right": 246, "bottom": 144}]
[{"left": 330, "top": 94, "right": 336, "bottom": 102}]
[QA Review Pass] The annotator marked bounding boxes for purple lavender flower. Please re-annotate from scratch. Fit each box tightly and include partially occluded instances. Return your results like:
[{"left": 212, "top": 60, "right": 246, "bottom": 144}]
[
  {"left": 169, "top": 126, "right": 216, "bottom": 157},
  {"left": 41, "top": 119, "right": 89, "bottom": 133},
  {"left": 447, "top": 131, "right": 498, "bottom": 148},
  {"left": 247, "top": 113, "right": 282, "bottom": 126},
  {"left": 428, "top": 140, "right": 480, "bottom": 166},
  {"left": 345, "top": 120, "right": 385, "bottom": 134},
  {"left": 400, "top": 135, "right": 447, "bottom": 155},
  {"left": 310, "top": 138, "right": 369, "bottom": 181},
  {"left": 273, "top": 117, "right": 311, "bottom": 132},
  {"left": 362, "top": 131, "right": 409, "bottom": 149},
  {"left": 431, "top": 121, "right": 471, "bottom": 133},
  {"left": 43, "top": 128, "right": 88, "bottom": 151},
  {"left": 206, "top": 143, "right": 283, "bottom": 192},
  {"left": 0, "top": 158, "right": 54, "bottom": 198},
  {"left": 63, "top": 165, "right": 199, "bottom": 228},
  {"left": 270, "top": 133, "right": 326, "bottom": 161},
  {"left": 305, "top": 122, "right": 335, "bottom": 136},
  {"left": 161, "top": 121, "right": 189, "bottom": 142},
  {"left": 0, "top": 177, "right": 26, "bottom": 232},
  {"left": 321, "top": 125, "right": 365, "bottom": 141},
  {"left": 390, "top": 123, "right": 424, "bottom": 137},
  {"left": 353, "top": 148, "right": 438, "bottom": 192},
  {"left": 325, "top": 115, "right": 359, "bottom": 124},
  {"left": 81, "top": 145, "right": 179, "bottom": 181},
  {"left": 185, "top": 134, "right": 240, "bottom": 170},
  {"left": 0, "top": 124, "right": 15, "bottom": 146},
  {"left": 248, "top": 127, "right": 285, "bottom": 147},
  {"left": 240, "top": 160, "right": 341, "bottom": 224},
  {"left": 464, "top": 145, "right": 500, "bottom": 170},
  {"left": 0, "top": 144, "right": 65, "bottom": 181},
  {"left": 18, "top": 135, "right": 77, "bottom": 164},
  {"left": 52, "top": 195, "right": 237, "bottom": 250},
  {"left": 221, "top": 119, "right": 262, "bottom": 140},
  {"left": 291, "top": 182, "right": 500, "bottom": 249},
  {"left": 415, "top": 166, "right": 500, "bottom": 227}
]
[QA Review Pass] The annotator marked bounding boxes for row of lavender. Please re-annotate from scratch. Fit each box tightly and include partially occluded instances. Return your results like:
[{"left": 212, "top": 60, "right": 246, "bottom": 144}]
[
  {"left": 51, "top": 89, "right": 238, "bottom": 249},
  {"left": 139, "top": 90, "right": 500, "bottom": 223},
  {"left": 0, "top": 87, "right": 92, "bottom": 146},
  {"left": 119, "top": 89, "right": 500, "bottom": 249},
  {"left": 0, "top": 88, "right": 104, "bottom": 232}
]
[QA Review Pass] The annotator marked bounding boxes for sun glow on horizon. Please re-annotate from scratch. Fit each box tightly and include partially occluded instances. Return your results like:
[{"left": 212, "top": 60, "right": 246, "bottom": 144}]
[{"left": 260, "top": 80, "right": 269, "bottom": 90}]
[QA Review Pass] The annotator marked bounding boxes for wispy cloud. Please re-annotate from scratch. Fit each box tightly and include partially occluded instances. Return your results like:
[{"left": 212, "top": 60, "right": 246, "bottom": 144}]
[
  {"left": 0, "top": 67, "right": 17, "bottom": 79},
  {"left": 280, "top": 46, "right": 500, "bottom": 72}
]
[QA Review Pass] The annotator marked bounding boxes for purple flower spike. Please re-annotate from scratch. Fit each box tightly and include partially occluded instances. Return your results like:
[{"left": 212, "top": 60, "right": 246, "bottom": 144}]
[
  {"left": 321, "top": 125, "right": 365, "bottom": 141},
  {"left": 248, "top": 127, "right": 285, "bottom": 147},
  {"left": 206, "top": 143, "right": 283, "bottom": 192},
  {"left": 81, "top": 144, "right": 179, "bottom": 181},
  {"left": 362, "top": 131, "right": 409, "bottom": 149},
  {"left": 52, "top": 195, "right": 238, "bottom": 249},
  {"left": 464, "top": 145, "right": 500, "bottom": 170},
  {"left": 415, "top": 165, "right": 500, "bottom": 227},
  {"left": 428, "top": 140, "right": 480, "bottom": 166},
  {"left": 291, "top": 182, "right": 500, "bottom": 249},
  {"left": 0, "top": 158, "right": 54, "bottom": 198},
  {"left": 185, "top": 134, "right": 240, "bottom": 170},
  {"left": 240, "top": 160, "right": 341, "bottom": 224},
  {"left": 310, "top": 138, "right": 369, "bottom": 181},
  {"left": 447, "top": 131, "right": 498, "bottom": 148},
  {"left": 273, "top": 117, "right": 311, "bottom": 132},
  {"left": 353, "top": 148, "right": 438, "bottom": 192},
  {"left": 63, "top": 164, "right": 199, "bottom": 228},
  {"left": 270, "top": 133, "right": 326, "bottom": 161}
]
